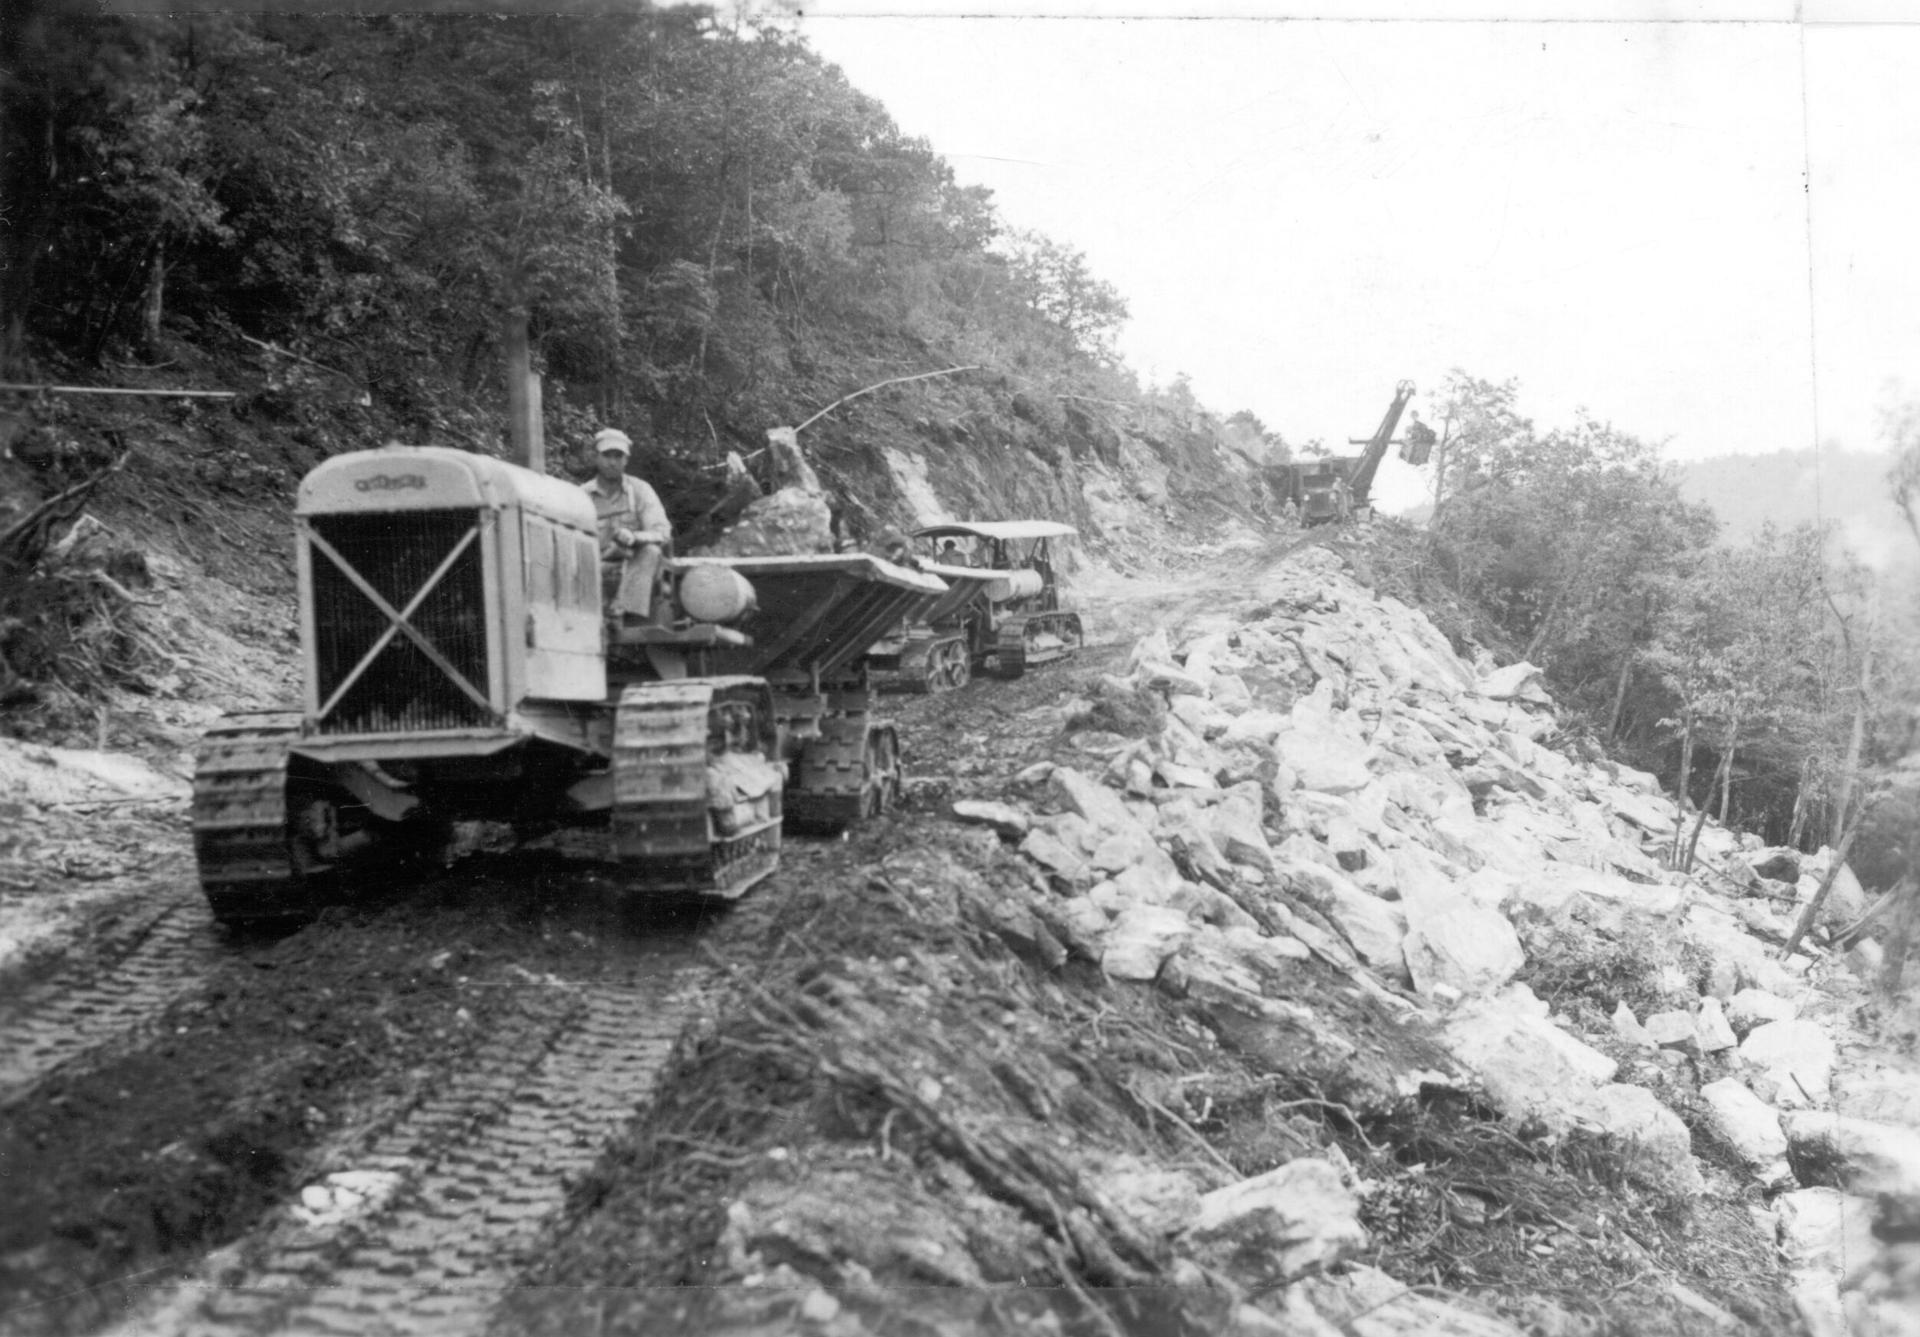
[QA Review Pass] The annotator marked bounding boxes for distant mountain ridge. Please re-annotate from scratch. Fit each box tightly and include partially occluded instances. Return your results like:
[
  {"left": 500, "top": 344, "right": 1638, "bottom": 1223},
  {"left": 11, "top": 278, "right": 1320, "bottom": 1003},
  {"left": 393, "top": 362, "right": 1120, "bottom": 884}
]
[{"left": 1674, "top": 448, "right": 1912, "bottom": 567}]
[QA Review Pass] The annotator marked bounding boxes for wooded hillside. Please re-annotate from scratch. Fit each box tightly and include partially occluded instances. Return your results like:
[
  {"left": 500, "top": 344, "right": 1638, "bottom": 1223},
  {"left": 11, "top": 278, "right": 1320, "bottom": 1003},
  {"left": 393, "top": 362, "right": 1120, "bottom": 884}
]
[
  {"left": 1676, "top": 448, "right": 1911, "bottom": 561},
  {"left": 0, "top": 5, "right": 1283, "bottom": 547}
]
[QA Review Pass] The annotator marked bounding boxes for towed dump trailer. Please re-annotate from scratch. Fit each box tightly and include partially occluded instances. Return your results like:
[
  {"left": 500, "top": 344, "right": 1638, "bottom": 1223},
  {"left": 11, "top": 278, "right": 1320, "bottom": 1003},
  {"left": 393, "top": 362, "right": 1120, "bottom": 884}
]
[{"left": 191, "top": 445, "right": 946, "bottom": 924}]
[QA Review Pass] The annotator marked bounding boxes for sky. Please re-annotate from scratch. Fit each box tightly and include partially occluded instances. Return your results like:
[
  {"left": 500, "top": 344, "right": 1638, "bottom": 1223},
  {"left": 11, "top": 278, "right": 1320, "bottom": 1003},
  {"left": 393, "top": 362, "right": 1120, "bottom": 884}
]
[{"left": 797, "top": 4, "right": 1920, "bottom": 513}]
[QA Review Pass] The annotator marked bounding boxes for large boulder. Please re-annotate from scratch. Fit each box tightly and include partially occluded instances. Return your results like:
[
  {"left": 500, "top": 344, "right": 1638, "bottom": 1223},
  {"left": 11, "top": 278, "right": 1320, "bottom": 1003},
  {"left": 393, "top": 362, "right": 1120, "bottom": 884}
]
[
  {"left": 1140, "top": 659, "right": 1210, "bottom": 698},
  {"left": 1832, "top": 1068, "right": 1920, "bottom": 1129},
  {"left": 1774, "top": 1187, "right": 1881, "bottom": 1278},
  {"left": 1209, "top": 783, "right": 1276, "bottom": 872},
  {"left": 1694, "top": 996, "right": 1739, "bottom": 1053},
  {"left": 1725, "top": 987, "right": 1797, "bottom": 1036},
  {"left": 1102, "top": 904, "right": 1194, "bottom": 981},
  {"left": 1800, "top": 860, "right": 1869, "bottom": 931},
  {"left": 1294, "top": 1264, "right": 1528, "bottom": 1336},
  {"left": 1050, "top": 766, "right": 1141, "bottom": 836},
  {"left": 1699, "top": 1078, "right": 1791, "bottom": 1181},
  {"left": 1277, "top": 852, "right": 1408, "bottom": 976},
  {"left": 1443, "top": 1000, "right": 1617, "bottom": 1130},
  {"left": 1782, "top": 1111, "right": 1920, "bottom": 1201},
  {"left": 1739, "top": 1020, "right": 1837, "bottom": 1108},
  {"left": 1475, "top": 661, "right": 1552, "bottom": 704},
  {"left": 1094, "top": 1159, "right": 1201, "bottom": 1237},
  {"left": 692, "top": 485, "right": 833, "bottom": 556},
  {"left": 1578, "top": 1083, "right": 1705, "bottom": 1196},
  {"left": 950, "top": 799, "right": 1031, "bottom": 839},
  {"left": 1606, "top": 789, "right": 1679, "bottom": 836},
  {"left": 1402, "top": 900, "right": 1526, "bottom": 999},
  {"left": 1276, "top": 727, "right": 1374, "bottom": 794},
  {"left": 1019, "top": 826, "right": 1093, "bottom": 889},
  {"left": 1181, "top": 1157, "right": 1365, "bottom": 1286}
]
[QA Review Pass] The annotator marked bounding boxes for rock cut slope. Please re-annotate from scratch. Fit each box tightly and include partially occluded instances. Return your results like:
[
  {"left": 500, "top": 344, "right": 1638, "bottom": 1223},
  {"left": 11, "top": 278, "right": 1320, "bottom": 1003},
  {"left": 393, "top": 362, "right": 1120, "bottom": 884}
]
[{"left": 516, "top": 541, "right": 1917, "bottom": 1336}]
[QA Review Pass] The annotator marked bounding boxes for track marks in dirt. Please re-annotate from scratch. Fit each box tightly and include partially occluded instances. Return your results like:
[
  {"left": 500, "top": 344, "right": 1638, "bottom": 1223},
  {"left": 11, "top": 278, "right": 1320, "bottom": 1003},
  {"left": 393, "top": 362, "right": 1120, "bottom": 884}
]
[
  {"left": 108, "top": 913, "right": 712, "bottom": 1337},
  {"left": 0, "top": 887, "right": 221, "bottom": 1108}
]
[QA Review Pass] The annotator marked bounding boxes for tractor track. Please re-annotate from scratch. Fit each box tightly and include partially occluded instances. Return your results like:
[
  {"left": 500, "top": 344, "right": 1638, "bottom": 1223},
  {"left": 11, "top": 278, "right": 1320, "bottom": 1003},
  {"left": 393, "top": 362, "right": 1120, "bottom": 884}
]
[
  {"left": 0, "top": 884, "right": 221, "bottom": 1109},
  {"left": 108, "top": 918, "right": 712, "bottom": 1337}
]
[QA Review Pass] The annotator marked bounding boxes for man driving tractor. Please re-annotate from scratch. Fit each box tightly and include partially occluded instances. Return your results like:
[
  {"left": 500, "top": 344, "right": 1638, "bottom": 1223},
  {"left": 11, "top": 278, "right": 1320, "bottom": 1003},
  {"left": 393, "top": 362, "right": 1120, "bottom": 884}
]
[{"left": 584, "top": 428, "right": 672, "bottom": 622}]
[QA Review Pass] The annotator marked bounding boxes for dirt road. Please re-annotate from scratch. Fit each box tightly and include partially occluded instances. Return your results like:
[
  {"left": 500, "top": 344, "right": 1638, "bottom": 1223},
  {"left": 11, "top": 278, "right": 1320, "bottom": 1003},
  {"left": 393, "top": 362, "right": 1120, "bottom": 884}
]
[
  {"left": 0, "top": 836, "right": 747, "bottom": 1337},
  {"left": 0, "top": 630, "right": 1134, "bottom": 1337}
]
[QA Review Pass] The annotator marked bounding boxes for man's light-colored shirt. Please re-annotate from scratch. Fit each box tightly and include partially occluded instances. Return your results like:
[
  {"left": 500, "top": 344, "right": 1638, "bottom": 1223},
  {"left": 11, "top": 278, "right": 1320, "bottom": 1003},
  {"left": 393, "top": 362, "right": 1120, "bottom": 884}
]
[{"left": 584, "top": 474, "right": 671, "bottom": 561}]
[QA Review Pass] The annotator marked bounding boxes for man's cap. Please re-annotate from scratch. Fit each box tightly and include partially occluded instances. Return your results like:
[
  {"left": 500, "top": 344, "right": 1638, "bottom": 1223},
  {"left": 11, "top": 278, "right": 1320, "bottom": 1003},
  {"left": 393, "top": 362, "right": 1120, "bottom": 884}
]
[{"left": 594, "top": 428, "right": 632, "bottom": 456}]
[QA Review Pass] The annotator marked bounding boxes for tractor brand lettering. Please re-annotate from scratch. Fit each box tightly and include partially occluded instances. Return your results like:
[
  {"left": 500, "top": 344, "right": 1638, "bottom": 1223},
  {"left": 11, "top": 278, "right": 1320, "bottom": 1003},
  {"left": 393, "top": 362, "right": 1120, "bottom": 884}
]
[{"left": 354, "top": 473, "right": 428, "bottom": 492}]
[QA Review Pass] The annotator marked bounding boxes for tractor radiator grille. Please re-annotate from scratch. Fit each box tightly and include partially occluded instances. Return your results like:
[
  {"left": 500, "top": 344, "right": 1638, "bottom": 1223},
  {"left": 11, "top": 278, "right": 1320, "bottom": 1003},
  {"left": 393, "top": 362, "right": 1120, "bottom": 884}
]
[{"left": 310, "top": 510, "right": 491, "bottom": 735}]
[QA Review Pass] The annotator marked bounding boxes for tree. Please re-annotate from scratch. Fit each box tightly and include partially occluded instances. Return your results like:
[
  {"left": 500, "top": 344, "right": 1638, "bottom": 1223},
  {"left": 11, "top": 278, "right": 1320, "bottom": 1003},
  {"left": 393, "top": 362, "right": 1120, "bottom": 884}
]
[
  {"left": 1646, "top": 523, "right": 1829, "bottom": 869},
  {"left": 1425, "top": 376, "right": 1717, "bottom": 739},
  {"left": 999, "top": 229, "right": 1129, "bottom": 362},
  {"left": 1884, "top": 393, "right": 1920, "bottom": 547}
]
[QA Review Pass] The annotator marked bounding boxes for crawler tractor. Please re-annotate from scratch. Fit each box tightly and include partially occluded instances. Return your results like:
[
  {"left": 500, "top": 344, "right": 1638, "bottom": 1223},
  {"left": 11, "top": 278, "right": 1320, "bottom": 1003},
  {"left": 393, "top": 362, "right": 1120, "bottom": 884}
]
[
  {"left": 870, "top": 520, "right": 1084, "bottom": 691},
  {"left": 190, "top": 445, "right": 944, "bottom": 924}
]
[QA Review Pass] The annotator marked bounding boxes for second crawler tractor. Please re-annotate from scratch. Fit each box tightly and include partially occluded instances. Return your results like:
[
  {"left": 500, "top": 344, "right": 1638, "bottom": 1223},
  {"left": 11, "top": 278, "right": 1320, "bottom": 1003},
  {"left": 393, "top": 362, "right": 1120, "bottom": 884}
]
[{"left": 871, "top": 520, "right": 1084, "bottom": 691}]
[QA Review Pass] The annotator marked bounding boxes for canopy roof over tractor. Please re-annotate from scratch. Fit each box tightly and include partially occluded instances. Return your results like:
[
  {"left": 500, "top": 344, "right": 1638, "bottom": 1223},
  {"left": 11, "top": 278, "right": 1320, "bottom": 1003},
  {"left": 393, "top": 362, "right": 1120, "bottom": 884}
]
[{"left": 911, "top": 520, "right": 1078, "bottom": 542}]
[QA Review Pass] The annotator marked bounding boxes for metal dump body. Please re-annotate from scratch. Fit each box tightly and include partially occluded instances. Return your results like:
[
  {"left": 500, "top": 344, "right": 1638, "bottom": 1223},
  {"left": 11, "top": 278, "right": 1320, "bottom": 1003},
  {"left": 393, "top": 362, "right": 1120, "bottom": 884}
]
[{"left": 677, "top": 554, "right": 947, "bottom": 680}]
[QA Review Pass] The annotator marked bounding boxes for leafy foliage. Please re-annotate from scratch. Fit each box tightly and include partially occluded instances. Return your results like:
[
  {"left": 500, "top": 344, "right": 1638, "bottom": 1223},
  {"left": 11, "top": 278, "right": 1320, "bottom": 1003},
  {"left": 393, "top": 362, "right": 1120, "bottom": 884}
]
[
  {"left": 0, "top": 5, "right": 1135, "bottom": 454},
  {"left": 1425, "top": 368, "right": 1917, "bottom": 867}
]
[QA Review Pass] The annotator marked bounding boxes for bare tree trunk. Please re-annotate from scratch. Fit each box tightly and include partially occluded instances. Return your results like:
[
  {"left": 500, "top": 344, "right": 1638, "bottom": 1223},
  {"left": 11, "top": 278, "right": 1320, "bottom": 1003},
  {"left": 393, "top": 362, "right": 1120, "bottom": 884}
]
[
  {"left": 1786, "top": 755, "right": 1814, "bottom": 850},
  {"left": 139, "top": 240, "right": 166, "bottom": 357},
  {"left": 1669, "top": 714, "right": 1696, "bottom": 868},
  {"left": 1523, "top": 595, "right": 1562, "bottom": 663},
  {"left": 1785, "top": 813, "right": 1869, "bottom": 957},
  {"left": 1719, "top": 741, "right": 1735, "bottom": 824},
  {"left": 1681, "top": 721, "right": 1737, "bottom": 874},
  {"left": 1607, "top": 650, "right": 1635, "bottom": 742},
  {"left": 1831, "top": 622, "right": 1873, "bottom": 846},
  {"left": 1882, "top": 875, "right": 1918, "bottom": 994}
]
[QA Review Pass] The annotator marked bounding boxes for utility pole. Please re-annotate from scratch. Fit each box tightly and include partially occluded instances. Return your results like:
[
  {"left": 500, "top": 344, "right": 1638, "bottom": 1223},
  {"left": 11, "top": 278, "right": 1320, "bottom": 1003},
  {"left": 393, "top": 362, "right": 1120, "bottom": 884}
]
[{"left": 503, "top": 306, "right": 544, "bottom": 473}]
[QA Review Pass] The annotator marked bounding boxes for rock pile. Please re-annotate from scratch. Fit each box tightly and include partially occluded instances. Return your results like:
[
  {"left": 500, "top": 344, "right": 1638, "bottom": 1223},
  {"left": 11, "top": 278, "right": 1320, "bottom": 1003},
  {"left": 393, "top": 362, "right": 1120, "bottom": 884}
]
[
  {"left": 949, "top": 545, "right": 1917, "bottom": 1336},
  {"left": 690, "top": 426, "right": 835, "bottom": 557}
]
